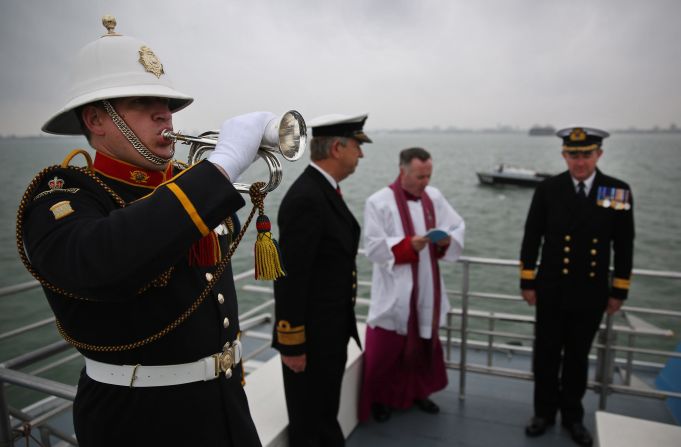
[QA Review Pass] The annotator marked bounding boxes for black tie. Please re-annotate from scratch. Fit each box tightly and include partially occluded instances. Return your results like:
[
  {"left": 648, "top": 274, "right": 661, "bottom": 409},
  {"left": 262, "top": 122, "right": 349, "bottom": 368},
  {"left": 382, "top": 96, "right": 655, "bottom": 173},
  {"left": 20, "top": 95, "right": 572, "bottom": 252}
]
[{"left": 577, "top": 181, "right": 586, "bottom": 198}]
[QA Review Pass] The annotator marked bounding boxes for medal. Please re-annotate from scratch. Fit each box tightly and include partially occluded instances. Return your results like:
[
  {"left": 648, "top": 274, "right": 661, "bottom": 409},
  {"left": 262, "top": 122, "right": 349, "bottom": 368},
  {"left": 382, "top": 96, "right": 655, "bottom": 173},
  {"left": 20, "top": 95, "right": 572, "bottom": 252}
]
[{"left": 597, "top": 186, "right": 605, "bottom": 207}]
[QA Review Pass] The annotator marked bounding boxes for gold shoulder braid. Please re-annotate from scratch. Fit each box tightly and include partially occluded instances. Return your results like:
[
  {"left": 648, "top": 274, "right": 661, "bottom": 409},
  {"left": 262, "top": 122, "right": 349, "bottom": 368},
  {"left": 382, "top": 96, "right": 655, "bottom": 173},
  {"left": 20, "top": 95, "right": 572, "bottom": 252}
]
[{"left": 43, "top": 181, "right": 268, "bottom": 353}]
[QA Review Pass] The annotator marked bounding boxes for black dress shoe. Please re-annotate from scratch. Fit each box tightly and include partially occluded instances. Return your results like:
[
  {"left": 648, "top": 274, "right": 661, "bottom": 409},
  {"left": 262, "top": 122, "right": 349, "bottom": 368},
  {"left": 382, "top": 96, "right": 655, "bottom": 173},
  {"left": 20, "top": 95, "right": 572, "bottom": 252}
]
[
  {"left": 562, "top": 422, "right": 593, "bottom": 446},
  {"left": 372, "top": 403, "right": 391, "bottom": 422},
  {"left": 414, "top": 398, "right": 440, "bottom": 414},
  {"left": 525, "top": 416, "right": 555, "bottom": 437}
]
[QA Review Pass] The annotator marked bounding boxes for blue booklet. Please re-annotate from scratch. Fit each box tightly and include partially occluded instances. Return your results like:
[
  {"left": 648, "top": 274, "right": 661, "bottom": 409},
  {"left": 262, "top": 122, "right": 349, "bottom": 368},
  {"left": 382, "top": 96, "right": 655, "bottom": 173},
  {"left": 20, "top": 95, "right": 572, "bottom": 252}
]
[{"left": 425, "top": 229, "right": 449, "bottom": 243}]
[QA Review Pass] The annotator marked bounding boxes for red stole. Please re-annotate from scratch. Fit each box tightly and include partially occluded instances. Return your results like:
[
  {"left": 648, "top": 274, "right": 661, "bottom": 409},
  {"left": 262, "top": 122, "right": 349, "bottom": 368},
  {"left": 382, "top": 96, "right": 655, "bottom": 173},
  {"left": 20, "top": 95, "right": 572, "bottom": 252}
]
[{"left": 389, "top": 177, "right": 442, "bottom": 367}]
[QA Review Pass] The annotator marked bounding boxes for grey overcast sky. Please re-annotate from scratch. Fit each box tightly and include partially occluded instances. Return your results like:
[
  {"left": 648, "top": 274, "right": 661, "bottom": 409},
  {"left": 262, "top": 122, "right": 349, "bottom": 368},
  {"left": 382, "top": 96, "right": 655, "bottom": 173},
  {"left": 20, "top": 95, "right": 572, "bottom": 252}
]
[{"left": 1, "top": 0, "right": 680, "bottom": 136}]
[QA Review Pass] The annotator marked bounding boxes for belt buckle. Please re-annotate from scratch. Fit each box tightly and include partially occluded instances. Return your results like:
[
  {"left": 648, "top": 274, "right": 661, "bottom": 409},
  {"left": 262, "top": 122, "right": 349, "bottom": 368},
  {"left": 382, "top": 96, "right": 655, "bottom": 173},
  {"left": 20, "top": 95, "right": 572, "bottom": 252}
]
[{"left": 213, "top": 343, "right": 235, "bottom": 379}]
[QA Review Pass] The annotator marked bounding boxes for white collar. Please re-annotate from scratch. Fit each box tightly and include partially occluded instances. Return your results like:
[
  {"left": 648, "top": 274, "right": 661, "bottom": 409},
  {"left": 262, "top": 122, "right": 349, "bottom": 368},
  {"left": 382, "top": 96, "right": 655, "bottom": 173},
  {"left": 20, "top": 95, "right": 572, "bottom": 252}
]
[{"left": 571, "top": 171, "right": 597, "bottom": 195}]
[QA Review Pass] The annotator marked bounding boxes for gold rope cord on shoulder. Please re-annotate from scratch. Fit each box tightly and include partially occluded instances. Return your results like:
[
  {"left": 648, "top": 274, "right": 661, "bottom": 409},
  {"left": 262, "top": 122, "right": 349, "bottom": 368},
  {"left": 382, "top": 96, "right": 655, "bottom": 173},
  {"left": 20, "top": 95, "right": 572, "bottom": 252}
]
[
  {"left": 18, "top": 160, "right": 178, "bottom": 299},
  {"left": 51, "top": 182, "right": 268, "bottom": 352},
  {"left": 16, "top": 164, "right": 127, "bottom": 302},
  {"left": 61, "top": 149, "right": 94, "bottom": 171}
]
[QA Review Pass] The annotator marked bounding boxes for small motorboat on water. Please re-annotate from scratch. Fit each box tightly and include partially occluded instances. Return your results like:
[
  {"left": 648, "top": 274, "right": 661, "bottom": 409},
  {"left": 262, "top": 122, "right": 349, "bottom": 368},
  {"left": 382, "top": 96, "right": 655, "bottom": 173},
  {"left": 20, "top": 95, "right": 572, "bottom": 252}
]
[{"left": 476, "top": 164, "right": 553, "bottom": 187}]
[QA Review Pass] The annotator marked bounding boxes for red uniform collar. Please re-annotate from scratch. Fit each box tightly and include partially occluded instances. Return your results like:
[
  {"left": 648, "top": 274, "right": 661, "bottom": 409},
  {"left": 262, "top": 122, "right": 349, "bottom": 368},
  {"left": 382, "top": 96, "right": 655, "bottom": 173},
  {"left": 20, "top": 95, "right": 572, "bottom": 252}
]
[{"left": 93, "top": 152, "right": 172, "bottom": 189}]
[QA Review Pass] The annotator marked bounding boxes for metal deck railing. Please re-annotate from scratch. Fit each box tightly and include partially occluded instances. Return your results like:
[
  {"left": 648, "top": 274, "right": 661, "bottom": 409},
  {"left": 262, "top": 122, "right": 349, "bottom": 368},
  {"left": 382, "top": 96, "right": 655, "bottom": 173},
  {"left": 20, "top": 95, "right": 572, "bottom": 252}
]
[{"left": 1, "top": 256, "right": 681, "bottom": 446}]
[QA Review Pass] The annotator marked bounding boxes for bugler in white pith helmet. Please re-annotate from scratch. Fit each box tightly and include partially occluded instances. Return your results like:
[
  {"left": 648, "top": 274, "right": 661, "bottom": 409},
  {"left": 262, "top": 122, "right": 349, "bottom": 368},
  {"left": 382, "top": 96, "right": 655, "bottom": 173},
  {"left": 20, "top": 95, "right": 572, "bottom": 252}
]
[{"left": 42, "top": 15, "right": 193, "bottom": 136}]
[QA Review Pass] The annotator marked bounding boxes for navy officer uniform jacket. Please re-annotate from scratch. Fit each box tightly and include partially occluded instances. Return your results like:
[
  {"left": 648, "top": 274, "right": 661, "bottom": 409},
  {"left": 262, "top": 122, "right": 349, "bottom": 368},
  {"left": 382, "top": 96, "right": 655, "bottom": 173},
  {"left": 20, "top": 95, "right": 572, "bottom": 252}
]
[
  {"left": 519, "top": 167, "right": 634, "bottom": 423},
  {"left": 19, "top": 151, "right": 261, "bottom": 447},
  {"left": 272, "top": 165, "right": 361, "bottom": 446},
  {"left": 520, "top": 168, "right": 635, "bottom": 307}
]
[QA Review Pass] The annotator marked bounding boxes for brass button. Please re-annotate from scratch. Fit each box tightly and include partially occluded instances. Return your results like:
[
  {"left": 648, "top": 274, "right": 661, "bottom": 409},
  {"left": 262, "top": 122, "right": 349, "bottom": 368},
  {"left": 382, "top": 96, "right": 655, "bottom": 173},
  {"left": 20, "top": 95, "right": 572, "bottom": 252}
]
[
  {"left": 352, "top": 284, "right": 357, "bottom": 289},
  {"left": 592, "top": 238, "right": 599, "bottom": 244},
  {"left": 563, "top": 258, "right": 570, "bottom": 264},
  {"left": 205, "top": 273, "right": 214, "bottom": 281},
  {"left": 352, "top": 271, "right": 356, "bottom": 277},
  {"left": 564, "top": 246, "right": 571, "bottom": 253},
  {"left": 223, "top": 317, "right": 230, "bottom": 328},
  {"left": 591, "top": 261, "right": 597, "bottom": 267},
  {"left": 562, "top": 268, "right": 569, "bottom": 275},
  {"left": 589, "top": 272, "right": 596, "bottom": 278},
  {"left": 564, "top": 235, "right": 571, "bottom": 242},
  {"left": 218, "top": 293, "right": 225, "bottom": 304},
  {"left": 590, "top": 249, "right": 597, "bottom": 255}
]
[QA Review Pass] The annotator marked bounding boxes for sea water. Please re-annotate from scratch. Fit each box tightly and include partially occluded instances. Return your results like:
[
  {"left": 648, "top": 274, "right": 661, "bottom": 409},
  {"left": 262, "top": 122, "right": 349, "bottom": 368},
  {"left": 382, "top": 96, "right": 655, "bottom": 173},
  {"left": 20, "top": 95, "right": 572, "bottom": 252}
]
[{"left": 1, "top": 132, "right": 680, "bottom": 388}]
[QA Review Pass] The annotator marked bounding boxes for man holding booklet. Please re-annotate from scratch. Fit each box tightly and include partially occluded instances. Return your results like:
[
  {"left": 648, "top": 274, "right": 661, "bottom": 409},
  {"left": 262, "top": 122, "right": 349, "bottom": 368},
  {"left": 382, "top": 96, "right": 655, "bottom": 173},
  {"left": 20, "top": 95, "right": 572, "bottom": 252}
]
[{"left": 359, "top": 147, "right": 465, "bottom": 422}]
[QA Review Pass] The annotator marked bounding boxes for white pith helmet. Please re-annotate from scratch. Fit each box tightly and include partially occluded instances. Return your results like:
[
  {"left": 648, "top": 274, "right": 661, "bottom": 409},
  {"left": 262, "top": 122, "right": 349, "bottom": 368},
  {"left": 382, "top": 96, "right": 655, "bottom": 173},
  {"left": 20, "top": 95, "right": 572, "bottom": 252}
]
[{"left": 42, "top": 15, "right": 193, "bottom": 135}]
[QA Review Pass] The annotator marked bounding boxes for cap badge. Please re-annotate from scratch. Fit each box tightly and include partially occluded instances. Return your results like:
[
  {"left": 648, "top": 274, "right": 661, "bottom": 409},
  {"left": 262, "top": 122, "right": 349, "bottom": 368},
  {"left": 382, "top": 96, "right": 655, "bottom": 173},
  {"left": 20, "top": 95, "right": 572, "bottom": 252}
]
[
  {"left": 569, "top": 128, "right": 587, "bottom": 142},
  {"left": 49, "top": 201, "right": 75, "bottom": 220},
  {"left": 138, "top": 46, "right": 164, "bottom": 78},
  {"left": 130, "top": 170, "right": 151, "bottom": 184}
]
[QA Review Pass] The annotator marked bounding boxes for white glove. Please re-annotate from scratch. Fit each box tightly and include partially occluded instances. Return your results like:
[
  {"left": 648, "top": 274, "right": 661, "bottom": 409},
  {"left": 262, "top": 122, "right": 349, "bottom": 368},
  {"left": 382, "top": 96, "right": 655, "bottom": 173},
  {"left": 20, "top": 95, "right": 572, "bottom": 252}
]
[{"left": 208, "top": 112, "right": 277, "bottom": 181}]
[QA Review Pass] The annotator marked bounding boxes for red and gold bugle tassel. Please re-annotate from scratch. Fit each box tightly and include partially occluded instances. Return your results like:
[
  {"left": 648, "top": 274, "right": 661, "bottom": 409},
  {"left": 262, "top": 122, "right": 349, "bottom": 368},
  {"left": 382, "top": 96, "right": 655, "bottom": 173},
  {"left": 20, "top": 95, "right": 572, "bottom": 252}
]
[{"left": 254, "top": 214, "right": 286, "bottom": 280}]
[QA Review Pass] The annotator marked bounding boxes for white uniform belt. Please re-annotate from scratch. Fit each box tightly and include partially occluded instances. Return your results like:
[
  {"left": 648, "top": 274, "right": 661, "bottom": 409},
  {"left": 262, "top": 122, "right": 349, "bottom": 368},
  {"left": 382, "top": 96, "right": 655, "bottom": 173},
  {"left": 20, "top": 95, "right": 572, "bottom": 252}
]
[{"left": 84, "top": 340, "right": 242, "bottom": 388}]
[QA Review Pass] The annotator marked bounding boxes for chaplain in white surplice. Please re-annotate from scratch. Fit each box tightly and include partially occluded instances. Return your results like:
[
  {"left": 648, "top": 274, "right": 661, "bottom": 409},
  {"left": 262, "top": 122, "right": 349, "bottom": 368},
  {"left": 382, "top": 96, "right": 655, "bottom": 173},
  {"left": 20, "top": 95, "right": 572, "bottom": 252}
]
[{"left": 359, "top": 147, "right": 465, "bottom": 422}]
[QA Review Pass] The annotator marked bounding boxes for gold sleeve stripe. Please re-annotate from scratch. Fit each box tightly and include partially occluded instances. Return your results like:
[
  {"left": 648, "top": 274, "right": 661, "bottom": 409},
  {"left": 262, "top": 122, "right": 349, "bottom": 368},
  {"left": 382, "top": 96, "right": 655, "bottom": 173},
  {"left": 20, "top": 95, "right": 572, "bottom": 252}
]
[
  {"left": 520, "top": 269, "right": 536, "bottom": 280},
  {"left": 612, "top": 278, "right": 631, "bottom": 290},
  {"left": 166, "top": 183, "right": 210, "bottom": 236},
  {"left": 136, "top": 162, "right": 203, "bottom": 202},
  {"left": 276, "top": 320, "right": 305, "bottom": 346}
]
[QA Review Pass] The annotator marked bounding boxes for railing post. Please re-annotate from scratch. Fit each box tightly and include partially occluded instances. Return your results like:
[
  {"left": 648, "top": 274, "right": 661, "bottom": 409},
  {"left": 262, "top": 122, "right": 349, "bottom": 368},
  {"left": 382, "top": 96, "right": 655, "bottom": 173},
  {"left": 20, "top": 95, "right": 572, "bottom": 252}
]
[
  {"left": 39, "top": 425, "right": 53, "bottom": 447},
  {"left": 458, "top": 260, "right": 470, "bottom": 401},
  {"left": 597, "top": 314, "right": 615, "bottom": 410},
  {"left": 487, "top": 317, "right": 495, "bottom": 367},
  {"left": 0, "top": 378, "right": 11, "bottom": 447},
  {"left": 446, "top": 312, "right": 452, "bottom": 362},
  {"left": 625, "top": 333, "right": 634, "bottom": 386}
]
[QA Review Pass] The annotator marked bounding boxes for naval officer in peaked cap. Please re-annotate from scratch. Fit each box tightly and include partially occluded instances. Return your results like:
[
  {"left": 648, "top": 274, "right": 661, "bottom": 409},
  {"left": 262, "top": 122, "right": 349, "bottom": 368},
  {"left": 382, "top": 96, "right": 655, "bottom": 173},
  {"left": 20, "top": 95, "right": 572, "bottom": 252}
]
[
  {"left": 273, "top": 113, "right": 369, "bottom": 446},
  {"left": 520, "top": 127, "right": 634, "bottom": 446}
]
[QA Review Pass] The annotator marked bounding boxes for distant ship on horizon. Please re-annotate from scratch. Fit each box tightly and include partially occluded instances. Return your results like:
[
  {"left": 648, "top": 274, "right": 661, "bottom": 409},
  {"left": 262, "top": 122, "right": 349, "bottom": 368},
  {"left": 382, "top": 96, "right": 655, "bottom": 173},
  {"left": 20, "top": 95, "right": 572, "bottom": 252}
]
[{"left": 528, "top": 125, "right": 556, "bottom": 136}]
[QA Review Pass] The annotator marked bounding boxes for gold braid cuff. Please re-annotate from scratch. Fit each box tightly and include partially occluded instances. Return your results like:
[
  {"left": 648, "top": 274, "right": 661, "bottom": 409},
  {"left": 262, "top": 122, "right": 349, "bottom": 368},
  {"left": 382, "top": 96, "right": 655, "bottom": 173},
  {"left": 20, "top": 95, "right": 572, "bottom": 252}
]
[
  {"left": 276, "top": 320, "right": 305, "bottom": 346},
  {"left": 612, "top": 277, "right": 631, "bottom": 290}
]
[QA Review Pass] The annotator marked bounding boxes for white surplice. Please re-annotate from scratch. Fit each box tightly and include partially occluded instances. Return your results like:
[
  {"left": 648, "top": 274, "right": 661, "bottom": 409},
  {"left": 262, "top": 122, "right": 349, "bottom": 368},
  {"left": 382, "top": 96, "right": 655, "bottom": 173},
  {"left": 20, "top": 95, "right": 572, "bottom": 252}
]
[{"left": 363, "top": 185, "right": 465, "bottom": 338}]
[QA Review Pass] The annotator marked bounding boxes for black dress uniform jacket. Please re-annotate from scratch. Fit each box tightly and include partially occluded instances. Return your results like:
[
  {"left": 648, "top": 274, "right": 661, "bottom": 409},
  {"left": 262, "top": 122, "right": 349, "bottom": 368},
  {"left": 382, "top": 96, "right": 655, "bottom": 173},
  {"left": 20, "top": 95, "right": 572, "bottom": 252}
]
[
  {"left": 519, "top": 168, "right": 634, "bottom": 424},
  {"left": 520, "top": 169, "right": 635, "bottom": 306},
  {"left": 20, "top": 155, "right": 261, "bottom": 447},
  {"left": 272, "top": 165, "right": 361, "bottom": 446}
]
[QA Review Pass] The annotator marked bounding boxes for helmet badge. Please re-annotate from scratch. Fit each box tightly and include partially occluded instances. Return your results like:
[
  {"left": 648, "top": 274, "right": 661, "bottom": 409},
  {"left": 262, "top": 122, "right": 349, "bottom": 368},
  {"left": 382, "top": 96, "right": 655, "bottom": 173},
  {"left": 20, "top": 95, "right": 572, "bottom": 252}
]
[{"left": 138, "top": 46, "right": 165, "bottom": 78}]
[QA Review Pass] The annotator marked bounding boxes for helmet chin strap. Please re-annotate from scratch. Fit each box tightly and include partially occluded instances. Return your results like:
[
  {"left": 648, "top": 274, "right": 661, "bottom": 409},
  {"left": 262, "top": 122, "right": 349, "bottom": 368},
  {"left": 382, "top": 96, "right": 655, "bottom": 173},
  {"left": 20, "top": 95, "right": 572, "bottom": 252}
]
[{"left": 101, "top": 100, "right": 174, "bottom": 166}]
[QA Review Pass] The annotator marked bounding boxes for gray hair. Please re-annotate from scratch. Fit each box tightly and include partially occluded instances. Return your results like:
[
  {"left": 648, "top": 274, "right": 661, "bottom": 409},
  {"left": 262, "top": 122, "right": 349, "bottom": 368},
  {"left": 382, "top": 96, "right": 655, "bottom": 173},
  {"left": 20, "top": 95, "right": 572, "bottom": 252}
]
[
  {"left": 310, "top": 136, "right": 351, "bottom": 161},
  {"left": 399, "top": 147, "right": 431, "bottom": 167}
]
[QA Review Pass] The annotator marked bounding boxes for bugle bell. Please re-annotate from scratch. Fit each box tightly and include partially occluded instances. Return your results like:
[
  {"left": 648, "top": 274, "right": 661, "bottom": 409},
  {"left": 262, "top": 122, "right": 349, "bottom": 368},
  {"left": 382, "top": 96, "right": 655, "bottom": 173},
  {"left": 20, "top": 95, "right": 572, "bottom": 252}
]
[{"left": 161, "top": 110, "right": 307, "bottom": 193}]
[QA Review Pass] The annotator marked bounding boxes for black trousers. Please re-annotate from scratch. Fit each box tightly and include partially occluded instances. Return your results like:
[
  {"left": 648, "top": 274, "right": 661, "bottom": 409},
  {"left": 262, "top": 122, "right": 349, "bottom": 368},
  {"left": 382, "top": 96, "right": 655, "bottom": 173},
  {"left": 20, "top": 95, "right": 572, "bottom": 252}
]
[
  {"left": 532, "top": 300, "right": 604, "bottom": 424},
  {"left": 281, "top": 342, "right": 348, "bottom": 447}
]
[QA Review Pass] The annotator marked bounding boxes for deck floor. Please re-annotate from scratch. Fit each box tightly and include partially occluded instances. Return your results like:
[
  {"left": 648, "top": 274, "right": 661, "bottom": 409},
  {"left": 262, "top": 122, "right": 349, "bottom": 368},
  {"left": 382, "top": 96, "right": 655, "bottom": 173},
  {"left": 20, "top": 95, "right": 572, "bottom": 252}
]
[
  {"left": 8, "top": 334, "right": 677, "bottom": 447},
  {"left": 347, "top": 348, "right": 676, "bottom": 447}
]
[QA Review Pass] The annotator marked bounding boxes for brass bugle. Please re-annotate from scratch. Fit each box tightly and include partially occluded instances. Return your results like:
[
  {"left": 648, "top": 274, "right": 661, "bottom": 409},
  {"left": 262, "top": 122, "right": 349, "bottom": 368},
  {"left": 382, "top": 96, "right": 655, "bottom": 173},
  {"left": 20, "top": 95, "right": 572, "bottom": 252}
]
[{"left": 161, "top": 110, "right": 307, "bottom": 193}]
